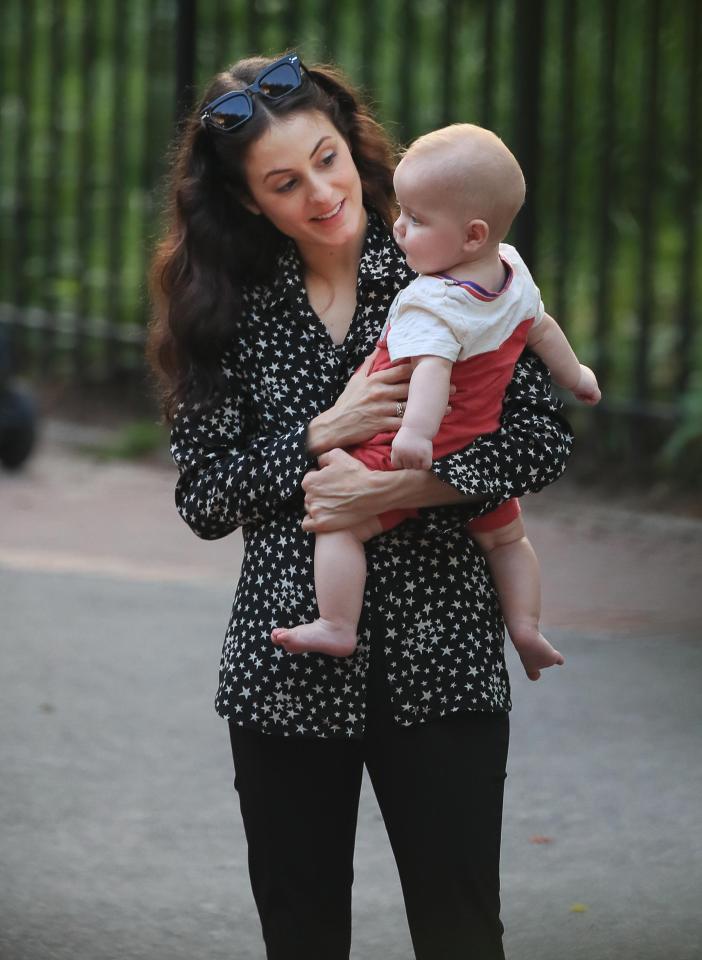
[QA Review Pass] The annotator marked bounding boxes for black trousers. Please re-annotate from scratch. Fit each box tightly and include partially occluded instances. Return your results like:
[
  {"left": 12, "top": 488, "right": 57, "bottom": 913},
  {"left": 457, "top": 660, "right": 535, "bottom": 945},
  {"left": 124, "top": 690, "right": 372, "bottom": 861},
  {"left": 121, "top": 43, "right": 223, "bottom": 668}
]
[{"left": 228, "top": 639, "right": 509, "bottom": 960}]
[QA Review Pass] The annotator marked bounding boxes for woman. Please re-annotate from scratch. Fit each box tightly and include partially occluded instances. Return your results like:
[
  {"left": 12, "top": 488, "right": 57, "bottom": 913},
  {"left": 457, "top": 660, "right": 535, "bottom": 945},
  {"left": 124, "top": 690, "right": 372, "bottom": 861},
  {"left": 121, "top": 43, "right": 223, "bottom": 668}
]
[{"left": 148, "top": 52, "right": 572, "bottom": 960}]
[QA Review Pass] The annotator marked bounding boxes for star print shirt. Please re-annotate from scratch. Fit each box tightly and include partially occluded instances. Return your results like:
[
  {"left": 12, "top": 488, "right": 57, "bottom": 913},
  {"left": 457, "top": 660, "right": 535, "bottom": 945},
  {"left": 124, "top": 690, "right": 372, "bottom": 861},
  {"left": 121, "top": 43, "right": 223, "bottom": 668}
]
[{"left": 170, "top": 212, "right": 573, "bottom": 739}]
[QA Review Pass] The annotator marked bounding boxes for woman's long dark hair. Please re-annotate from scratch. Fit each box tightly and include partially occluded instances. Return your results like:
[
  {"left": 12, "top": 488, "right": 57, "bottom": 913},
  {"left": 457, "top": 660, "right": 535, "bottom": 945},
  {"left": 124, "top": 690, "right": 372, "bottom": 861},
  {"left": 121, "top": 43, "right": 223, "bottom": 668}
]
[{"left": 147, "top": 54, "right": 398, "bottom": 420}]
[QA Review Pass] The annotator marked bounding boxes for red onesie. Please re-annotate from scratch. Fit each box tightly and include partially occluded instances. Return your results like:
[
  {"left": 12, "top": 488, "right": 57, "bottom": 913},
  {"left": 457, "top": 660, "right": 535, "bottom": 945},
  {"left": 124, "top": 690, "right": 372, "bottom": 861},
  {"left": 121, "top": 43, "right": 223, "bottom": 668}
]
[{"left": 347, "top": 317, "right": 533, "bottom": 534}]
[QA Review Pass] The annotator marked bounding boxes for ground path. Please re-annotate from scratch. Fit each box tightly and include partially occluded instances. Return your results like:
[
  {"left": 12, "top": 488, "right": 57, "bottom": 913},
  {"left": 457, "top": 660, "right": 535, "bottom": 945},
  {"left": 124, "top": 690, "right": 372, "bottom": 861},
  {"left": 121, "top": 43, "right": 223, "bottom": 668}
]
[{"left": 1, "top": 430, "right": 700, "bottom": 959}]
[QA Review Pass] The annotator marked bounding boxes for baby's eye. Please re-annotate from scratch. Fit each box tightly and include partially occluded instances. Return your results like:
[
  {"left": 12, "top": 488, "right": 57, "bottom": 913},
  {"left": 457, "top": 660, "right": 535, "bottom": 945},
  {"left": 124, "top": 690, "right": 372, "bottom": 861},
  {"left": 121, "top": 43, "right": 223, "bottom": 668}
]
[
  {"left": 321, "top": 152, "right": 336, "bottom": 166},
  {"left": 410, "top": 215, "right": 421, "bottom": 225}
]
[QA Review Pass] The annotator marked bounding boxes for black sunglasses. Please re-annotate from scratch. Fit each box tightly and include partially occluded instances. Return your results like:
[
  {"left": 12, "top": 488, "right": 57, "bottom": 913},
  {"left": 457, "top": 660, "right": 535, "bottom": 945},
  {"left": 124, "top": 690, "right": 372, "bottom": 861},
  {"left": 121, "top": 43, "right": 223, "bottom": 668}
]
[{"left": 200, "top": 53, "right": 305, "bottom": 133}]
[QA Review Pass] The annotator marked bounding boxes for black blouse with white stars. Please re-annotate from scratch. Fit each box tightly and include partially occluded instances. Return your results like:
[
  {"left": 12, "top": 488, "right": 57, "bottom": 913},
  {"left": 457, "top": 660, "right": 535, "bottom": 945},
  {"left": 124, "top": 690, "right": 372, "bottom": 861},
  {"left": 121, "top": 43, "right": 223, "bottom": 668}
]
[{"left": 170, "top": 212, "right": 573, "bottom": 739}]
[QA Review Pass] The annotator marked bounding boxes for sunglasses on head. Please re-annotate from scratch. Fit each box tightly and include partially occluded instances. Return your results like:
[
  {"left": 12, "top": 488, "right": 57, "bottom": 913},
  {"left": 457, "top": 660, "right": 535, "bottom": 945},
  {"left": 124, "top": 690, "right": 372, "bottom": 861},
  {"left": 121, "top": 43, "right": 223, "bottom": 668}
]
[{"left": 200, "top": 53, "right": 306, "bottom": 133}]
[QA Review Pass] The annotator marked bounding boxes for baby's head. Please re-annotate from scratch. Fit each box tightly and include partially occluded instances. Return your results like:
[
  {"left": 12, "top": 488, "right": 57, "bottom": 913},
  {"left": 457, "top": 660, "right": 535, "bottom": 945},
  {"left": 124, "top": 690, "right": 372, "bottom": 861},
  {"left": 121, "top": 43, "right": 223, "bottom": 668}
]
[{"left": 393, "top": 123, "right": 525, "bottom": 274}]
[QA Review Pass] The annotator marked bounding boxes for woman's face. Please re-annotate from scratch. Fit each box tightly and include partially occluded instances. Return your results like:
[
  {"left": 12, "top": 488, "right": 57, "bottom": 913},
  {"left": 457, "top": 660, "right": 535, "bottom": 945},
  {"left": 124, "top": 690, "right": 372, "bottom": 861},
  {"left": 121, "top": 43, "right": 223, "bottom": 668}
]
[{"left": 242, "top": 110, "right": 366, "bottom": 255}]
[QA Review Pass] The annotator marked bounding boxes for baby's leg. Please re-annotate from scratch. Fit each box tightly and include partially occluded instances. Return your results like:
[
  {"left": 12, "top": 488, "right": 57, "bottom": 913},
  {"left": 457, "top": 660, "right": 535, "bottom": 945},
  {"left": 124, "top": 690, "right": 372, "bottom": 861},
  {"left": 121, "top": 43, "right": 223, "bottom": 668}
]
[
  {"left": 271, "top": 517, "right": 383, "bottom": 657},
  {"left": 472, "top": 517, "right": 564, "bottom": 681}
]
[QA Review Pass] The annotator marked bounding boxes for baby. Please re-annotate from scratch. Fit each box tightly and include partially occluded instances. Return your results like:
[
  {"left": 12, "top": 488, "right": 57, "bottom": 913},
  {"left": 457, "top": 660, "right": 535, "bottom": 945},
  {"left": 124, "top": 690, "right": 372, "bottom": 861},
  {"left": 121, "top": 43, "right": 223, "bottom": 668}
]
[{"left": 272, "top": 123, "right": 600, "bottom": 680}]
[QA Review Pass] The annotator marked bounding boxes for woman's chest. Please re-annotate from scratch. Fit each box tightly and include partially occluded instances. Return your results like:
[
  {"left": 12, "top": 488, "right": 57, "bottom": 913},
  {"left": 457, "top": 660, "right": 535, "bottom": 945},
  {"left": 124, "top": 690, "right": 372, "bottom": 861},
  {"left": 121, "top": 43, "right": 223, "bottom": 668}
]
[
  {"left": 305, "top": 275, "right": 358, "bottom": 346},
  {"left": 235, "top": 293, "right": 379, "bottom": 427}
]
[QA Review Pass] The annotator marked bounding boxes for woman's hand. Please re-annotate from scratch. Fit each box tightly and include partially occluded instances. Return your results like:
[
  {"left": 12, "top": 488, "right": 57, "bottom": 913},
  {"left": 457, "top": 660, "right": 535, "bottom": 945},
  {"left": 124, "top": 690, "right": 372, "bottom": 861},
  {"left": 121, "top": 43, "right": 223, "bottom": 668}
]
[
  {"left": 306, "top": 352, "right": 410, "bottom": 456},
  {"left": 301, "top": 447, "right": 477, "bottom": 533},
  {"left": 301, "top": 448, "right": 382, "bottom": 532},
  {"left": 306, "top": 351, "right": 455, "bottom": 457}
]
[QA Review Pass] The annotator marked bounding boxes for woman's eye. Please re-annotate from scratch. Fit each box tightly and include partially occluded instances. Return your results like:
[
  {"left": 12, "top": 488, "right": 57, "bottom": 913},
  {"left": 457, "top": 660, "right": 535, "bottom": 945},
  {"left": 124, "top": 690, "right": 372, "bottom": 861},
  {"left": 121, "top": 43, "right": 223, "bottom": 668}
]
[
  {"left": 276, "top": 179, "right": 297, "bottom": 193},
  {"left": 321, "top": 152, "right": 336, "bottom": 166}
]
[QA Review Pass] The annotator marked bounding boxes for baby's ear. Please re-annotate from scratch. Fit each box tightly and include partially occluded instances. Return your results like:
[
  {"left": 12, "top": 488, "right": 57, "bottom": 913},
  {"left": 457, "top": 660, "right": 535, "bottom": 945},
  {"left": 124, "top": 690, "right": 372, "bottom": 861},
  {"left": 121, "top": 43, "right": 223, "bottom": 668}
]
[{"left": 464, "top": 218, "right": 490, "bottom": 250}]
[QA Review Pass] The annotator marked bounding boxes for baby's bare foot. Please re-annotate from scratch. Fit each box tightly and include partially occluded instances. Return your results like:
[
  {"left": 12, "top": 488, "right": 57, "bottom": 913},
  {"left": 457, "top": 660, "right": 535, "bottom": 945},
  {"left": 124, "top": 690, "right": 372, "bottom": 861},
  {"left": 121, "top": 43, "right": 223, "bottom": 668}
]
[
  {"left": 271, "top": 619, "right": 358, "bottom": 657},
  {"left": 509, "top": 626, "right": 564, "bottom": 681}
]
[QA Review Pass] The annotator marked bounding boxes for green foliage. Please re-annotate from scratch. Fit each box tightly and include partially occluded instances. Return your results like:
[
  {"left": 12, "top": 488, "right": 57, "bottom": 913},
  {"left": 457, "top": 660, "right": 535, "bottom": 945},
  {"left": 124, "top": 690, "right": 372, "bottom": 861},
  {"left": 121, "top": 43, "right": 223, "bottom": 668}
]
[
  {"left": 89, "top": 420, "right": 167, "bottom": 462},
  {"left": 0, "top": 0, "right": 700, "bottom": 430},
  {"left": 659, "top": 384, "right": 702, "bottom": 483}
]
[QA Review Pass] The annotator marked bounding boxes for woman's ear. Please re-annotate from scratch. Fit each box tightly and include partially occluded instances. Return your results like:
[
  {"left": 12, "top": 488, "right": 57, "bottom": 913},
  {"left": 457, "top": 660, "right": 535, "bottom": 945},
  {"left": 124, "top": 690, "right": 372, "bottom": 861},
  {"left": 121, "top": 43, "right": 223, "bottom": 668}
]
[
  {"left": 240, "top": 194, "right": 262, "bottom": 216},
  {"left": 221, "top": 178, "right": 261, "bottom": 215},
  {"left": 463, "top": 219, "right": 490, "bottom": 251}
]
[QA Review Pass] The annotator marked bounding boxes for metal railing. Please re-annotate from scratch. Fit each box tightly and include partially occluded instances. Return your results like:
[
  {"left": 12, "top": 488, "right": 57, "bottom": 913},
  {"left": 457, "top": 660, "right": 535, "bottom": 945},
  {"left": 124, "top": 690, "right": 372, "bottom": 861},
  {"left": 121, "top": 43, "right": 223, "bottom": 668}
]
[{"left": 1, "top": 0, "right": 700, "bottom": 438}]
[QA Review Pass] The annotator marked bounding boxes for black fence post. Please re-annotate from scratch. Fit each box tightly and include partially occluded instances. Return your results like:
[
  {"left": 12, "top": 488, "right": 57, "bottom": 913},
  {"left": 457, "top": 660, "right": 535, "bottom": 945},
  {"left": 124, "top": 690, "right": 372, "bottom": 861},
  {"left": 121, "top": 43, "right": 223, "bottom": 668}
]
[
  {"left": 175, "top": 0, "right": 197, "bottom": 125},
  {"left": 38, "top": 0, "right": 65, "bottom": 377},
  {"left": 480, "top": 0, "right": 497, "bottom": 129},
  {"left": 74, "top": 0, "right": 98, "bottom": 381},
  {"left": 634, "top": 0, "right": 661, "bottom": 413},
  {"left": 676, "top": 0, "right": 701, "bottom": 399},
  {"left": 10, "top": 0, "right": 34, "bottom": 372},
  {"left": 398, "top": 0, "right": 417, "bottom": 143},
  {"left": 553, "top": 0, "right": 578, "bottom": 333},
  {"left": 594, "top": 0, "right": 618, "bottom": 397},
  {"left": 511, "top": 0, "right": 544, "bottom": 274}
]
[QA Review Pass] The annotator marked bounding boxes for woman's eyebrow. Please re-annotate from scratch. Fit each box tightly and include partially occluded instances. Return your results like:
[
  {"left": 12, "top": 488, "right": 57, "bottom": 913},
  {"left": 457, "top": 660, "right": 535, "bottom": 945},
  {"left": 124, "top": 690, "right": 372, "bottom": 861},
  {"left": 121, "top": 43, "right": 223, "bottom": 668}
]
[
  {"left": 263, "top": 137, "right": 333, "bottom": 182},
  {"left": 309, "top": 135, "right": 332, "bottom": 158}
]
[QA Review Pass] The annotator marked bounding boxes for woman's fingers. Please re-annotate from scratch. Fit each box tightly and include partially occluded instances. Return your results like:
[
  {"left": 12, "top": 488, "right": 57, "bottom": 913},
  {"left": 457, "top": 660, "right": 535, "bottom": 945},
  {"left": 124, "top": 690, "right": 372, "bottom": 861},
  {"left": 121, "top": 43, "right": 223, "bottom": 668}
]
[
  {"left": 382, "top": 382, "right": 412, "bottom": 400},
  {"left": 316, "top": 447, "right": 345, "bottom": 469},
  {"left": 362, "top": 348, "right": 380, "bottom": 371},
  {"left": 369, "top": 361, "right": 412, "bottom": 383},
  {"left": 300, "top": 448, "right": 376, "bottom": 531}
]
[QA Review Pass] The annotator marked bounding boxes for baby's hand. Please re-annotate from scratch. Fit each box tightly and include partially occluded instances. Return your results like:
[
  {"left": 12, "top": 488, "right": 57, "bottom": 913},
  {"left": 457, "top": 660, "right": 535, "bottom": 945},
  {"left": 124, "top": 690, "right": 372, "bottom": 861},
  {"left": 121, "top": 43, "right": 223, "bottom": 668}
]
[
  {"left": 391, "top": 426, "right": 434, "bottom": 470},
  {"left": 573, "top": 364, "right": 601, "bottom": 405}
]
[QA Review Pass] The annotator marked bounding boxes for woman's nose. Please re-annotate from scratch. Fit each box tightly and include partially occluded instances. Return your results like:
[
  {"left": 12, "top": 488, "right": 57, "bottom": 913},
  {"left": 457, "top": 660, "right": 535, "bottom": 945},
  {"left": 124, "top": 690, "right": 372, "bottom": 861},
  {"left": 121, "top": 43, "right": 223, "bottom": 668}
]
[{"left": 309, "top": 175, "right": 334, "bottom": 205}]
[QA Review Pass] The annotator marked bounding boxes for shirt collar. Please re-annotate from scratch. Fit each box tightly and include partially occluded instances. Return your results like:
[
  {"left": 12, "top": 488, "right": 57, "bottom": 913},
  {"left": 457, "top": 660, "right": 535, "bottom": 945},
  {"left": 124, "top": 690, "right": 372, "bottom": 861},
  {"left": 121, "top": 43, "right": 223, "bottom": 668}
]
[
  {"left": 266, "top": 241, "right": 303, "bottom": 308},
  {"left": 358, "top": 209, "right": 404, "bottom": 284}
]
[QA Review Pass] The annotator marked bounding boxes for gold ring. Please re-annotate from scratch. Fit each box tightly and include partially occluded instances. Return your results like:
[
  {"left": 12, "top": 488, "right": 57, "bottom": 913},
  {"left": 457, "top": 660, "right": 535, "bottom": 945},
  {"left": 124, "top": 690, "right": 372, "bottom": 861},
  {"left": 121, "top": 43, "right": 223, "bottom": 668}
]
[{"left": 396, "top": 401, "right": 406, "bottom": 417}]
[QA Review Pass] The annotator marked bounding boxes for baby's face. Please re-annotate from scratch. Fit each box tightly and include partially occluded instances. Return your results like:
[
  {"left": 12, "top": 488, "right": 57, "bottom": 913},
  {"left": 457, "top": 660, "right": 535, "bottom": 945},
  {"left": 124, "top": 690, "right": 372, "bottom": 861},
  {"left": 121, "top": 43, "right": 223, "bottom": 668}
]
[{"left": 392, "top": 157, "right": 468, "bottom": 275}]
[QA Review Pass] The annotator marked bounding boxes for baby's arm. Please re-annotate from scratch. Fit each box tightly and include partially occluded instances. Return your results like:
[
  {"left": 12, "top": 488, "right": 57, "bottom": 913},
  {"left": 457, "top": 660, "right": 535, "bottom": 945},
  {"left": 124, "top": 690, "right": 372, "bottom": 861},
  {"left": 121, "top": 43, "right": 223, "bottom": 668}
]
[
  {"left": 391, "top": 355, "right": 453, "bottom": 469},
  {"left": 527, "top": 313, "right": 601, "bottom": 404}
]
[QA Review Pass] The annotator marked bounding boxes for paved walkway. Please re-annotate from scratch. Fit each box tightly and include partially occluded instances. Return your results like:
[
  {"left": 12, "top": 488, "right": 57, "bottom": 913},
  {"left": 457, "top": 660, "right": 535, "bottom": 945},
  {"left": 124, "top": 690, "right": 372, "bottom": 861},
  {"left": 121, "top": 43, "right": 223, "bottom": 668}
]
[{"left": 1, "top": 430, "right": 701, "bottom": 959}]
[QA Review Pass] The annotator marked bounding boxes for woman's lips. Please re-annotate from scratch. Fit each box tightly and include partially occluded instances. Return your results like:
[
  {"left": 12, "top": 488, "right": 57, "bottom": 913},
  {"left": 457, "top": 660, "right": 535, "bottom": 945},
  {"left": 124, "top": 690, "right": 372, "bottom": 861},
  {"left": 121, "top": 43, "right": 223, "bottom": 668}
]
[{"left": 311, "top": 199, "right": 344, "bottom": 222}]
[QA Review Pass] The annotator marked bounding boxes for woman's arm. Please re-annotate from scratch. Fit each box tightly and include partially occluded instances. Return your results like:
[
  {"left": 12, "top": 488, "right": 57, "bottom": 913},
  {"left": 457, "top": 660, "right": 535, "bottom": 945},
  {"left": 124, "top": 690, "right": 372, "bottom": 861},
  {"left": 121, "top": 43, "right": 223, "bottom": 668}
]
[
  {"left": 429, "top": 349, "right": 573, "bottom": 509},
  {"left": 171, "top": 369, "right": 315, "bottom": 540},
  {"left": 305, "top": 353, "right": 412, "bottom": 456},
  {"left": 171, "top": 350, "right": 417, "bottom": 539},
  {"left": 300, "top": 450, "right": 474, "bottom": 532},
  {"left": 301, "top": 350, "right": 573, "bottom": 532}
]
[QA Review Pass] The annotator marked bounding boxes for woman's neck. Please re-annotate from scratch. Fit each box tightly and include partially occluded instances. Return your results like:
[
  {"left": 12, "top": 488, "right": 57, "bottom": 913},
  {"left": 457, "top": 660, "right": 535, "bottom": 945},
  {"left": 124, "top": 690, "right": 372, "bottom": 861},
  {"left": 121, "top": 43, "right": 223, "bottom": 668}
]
[{"left": 297, "top": 208, "right": 368, "bottom": 287}]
